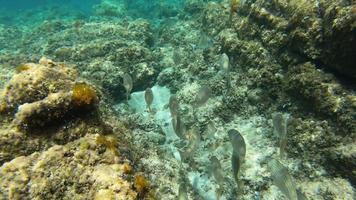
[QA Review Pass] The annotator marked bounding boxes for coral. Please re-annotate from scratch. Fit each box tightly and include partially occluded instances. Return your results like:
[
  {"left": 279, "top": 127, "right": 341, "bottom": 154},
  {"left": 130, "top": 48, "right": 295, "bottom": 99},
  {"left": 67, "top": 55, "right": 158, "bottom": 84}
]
[
  {"left": 72, "top": 82, "right": 98, "bottom": 106},
  {"left": 15, "top": 64, "right": 30, "bottom": 73},
  {"left": 95, "top": 134, "right": 119, "bottom": 156},
  {"left": 230, "top": 0, "right": 240, "bottom": 17},
  {"left": 134, "top": 174, "right": 150, "bottom": 195},
  {"left": 0, "top": 100, "right": 6, "bottom": 113},
  {"left": 122, "top": 163, "right": 133, "bottom": 174},
  {"left": 1, "top": 16, "right": 159, "bottom": 101}
]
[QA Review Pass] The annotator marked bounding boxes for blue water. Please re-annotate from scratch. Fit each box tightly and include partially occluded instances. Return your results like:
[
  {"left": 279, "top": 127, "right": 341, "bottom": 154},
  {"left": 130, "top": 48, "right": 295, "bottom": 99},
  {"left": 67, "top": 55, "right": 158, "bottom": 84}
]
[
  {"left": 0, "top": 0, "right": 101, "bottom": 25},
  {"left": 0, "top": 0, "right": 189, "bottom": 25},
  {"left": 0, "top": 0, "right": 100, "bottom": 12}
]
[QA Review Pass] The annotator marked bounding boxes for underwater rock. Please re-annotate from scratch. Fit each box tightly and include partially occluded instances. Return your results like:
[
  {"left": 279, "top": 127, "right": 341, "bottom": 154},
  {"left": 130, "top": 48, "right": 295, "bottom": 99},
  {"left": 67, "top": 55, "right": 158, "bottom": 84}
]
[
  {"left": 0, "top": 58, "right": 103, "bottom": 164},
  {"left": 3, "top": 18, "right": 158, "bottom": 100},
  {"left": 0, "top": 134, "right": 137, "bottom": 200},
  {"left": 287, "top": 118, "right": 337, "bottom": 159},
  {"left": 0, "top": 58, "right": 98, "bottom": 131},
  {"left": 318, "top": 2, "right": 356, "bottom": 78},
  {"left": 13, "top": 92, "right": 74, "bottom": 131},
  {"left": 286, "top": 62, "right": 355, "bottom": 135},
  {"left": 230, "top": 0, "right": 356, "bottom": 78},
  {"left": 0, "top": 58, "right": 77, "bottom": 113},
  {"left": 327, "top": 143, "right": 356, "bottom": 186},
  {"left": 202, "top": 2, "right": 229, "bottom": 36}
]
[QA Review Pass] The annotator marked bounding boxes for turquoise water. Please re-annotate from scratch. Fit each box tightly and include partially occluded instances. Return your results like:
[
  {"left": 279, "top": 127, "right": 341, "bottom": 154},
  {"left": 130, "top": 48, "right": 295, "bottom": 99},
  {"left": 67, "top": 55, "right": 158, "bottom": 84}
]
[
  {"left": 0, "top": 0, "right": 100, "bottom": 25},
  {"left": 0, "top": 0, "right": 354, "bottom": 200},
  {"left": 0, "top": 0, "right": 188, "bottom": 25}
]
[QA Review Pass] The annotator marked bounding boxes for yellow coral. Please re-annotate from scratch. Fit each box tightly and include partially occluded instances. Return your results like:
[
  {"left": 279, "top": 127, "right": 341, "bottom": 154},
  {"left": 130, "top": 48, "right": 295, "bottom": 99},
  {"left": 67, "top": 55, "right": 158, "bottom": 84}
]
[
  {"left": 95, "top": 135, "right": 119, "bottom": 156},
  {"left": 134, "top": 174, "right": 149, "bottom": 195},
  {"left": 15, "top": 64, "right": 30, "bottom": 73},
  {"left": 122, "top": 163, "right": 132, "bottom": 174},
  {"left": 0, "top": 101, "right": 7, "bottom": 113},
  {"left": 72, "top": 83, "right": 97, "bottom": 106},
  {"left": 230, "top": 0, "right": 240, "bottom": 14}
]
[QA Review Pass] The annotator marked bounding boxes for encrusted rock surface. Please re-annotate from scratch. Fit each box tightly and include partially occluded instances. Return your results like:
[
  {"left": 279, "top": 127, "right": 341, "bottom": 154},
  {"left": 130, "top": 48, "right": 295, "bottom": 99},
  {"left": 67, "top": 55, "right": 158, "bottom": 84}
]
[
  {"left": 0, "top": 134, "right": 137, "bottom": 200},
  {"left": 0, "top": 58, "right": 100, "bottom": 131},
  {"left": 0, "top": 58, "right": 77, "bottom": 113},
  {"left": 0, "top": 58, "right": 100, "bottom": 163}
]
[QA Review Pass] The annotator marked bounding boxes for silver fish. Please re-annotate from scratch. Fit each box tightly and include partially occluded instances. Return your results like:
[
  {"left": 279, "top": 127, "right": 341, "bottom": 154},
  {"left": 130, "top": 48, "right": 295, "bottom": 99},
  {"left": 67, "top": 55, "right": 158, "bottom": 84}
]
[
  {"left": 228, "top": 129, "right": 246, "bottom": 159},
  {"left": 172, "top": 114, "right": 186, "bottom": 140},
  {"left": 272, "top": 112, "right": 290, "bottom": 158},
  {"left": 231, "top": 151, "right": 241, "bottom": 184},
  {"left": 122, "top": 73, "right": 133, "bottom": 100},
  {"left": 197, "top": 33, "right": 213, "bottom": 50},
  {"left": 178, "top": 183, "right": 188, "bottom": 200},
  {"left": 180, "top": 127, "right": 200, "bottom": 161},
  {"left": 268, "top": 158, "right": 298, "bottom": 200},
  {"left": 220, "top": 53, "right": 231, "bottom": 89},
  {"left": 220, "top": 53, "right": 230, "bottom": 72},
  {"left": 144, "top": 87, "right": 153, "bottom": 112},
  {"left": 210, "top": 156, "right": 225, "bottom": 187},
  {"left": 228, "top": 129, "right": 246, "bottom": 183},
  {"left": 194, "top": 86, "right": 212, "bottom": 108},
  {"left": 169, "top": 95, "right": 179, "bottom": 118}
]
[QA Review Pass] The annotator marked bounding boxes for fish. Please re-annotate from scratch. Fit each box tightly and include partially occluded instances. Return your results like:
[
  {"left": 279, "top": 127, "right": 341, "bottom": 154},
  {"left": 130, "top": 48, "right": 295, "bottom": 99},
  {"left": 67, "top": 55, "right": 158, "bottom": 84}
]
[
  {"left": 194, "top": 85, "right": 212, "bottom": 108},
  {"left": 169, "top": 95, "right": 179, "bottom": 118},
  {"left": 220, "top": 53, "right": 230, "bottom": 72},
  {"left": 180, "top": 126, "right": 200, "bottom": 161},
  {"left": 272, "top": 112, "right": 290, "bottom": 158},
  {"left": 267, "top": 158, "right": 298, "bottom": 200},
  {"left": 197, "top": 32, "right": 213, "bottom": 50},
  {"left": 122, "top": 73, "right": 133, "bottom": 100},
  {"left": 220, "top": 53, "right": 231, "bottom": 89},
  {"left": 178, "top": 183, "right": 189, "bottom": 200},
  {"left": 172, "top": 114, "right": 186, "bottom": 140},
  {"left": 231, "top": 151, "right": 241, "bottom": 184},
  {"left": 210, "top": 156, "right": 226, "bottom": 187},
  {"left": 144, "top": 87, "right": 153, "bottom": 112},
  {"left": 228, "top": 129, "right": 246, "bottom": 159},
  {"left": 228, "top": 129, "right": 246, "bottom": 184}
]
